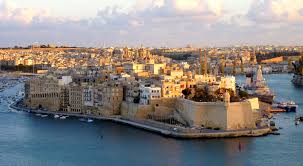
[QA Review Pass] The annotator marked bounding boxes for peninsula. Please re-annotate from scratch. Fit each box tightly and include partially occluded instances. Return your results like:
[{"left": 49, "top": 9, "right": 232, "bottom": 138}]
[{"left": 2, "top": 46, "right": 275, "bottom": 138}]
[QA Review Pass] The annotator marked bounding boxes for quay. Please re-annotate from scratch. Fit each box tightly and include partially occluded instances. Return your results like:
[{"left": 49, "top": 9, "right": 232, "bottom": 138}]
[
  {"left": 270, "top": 107, "right": 287, "bottom": 113},
  {"left": 10, "top": 101, "right": 271, "bottom": 139}
]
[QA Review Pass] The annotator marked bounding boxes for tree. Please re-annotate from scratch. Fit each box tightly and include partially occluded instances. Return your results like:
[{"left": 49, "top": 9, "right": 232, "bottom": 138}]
[
  {"left": 239, "top": 90, "right": 249, "bottom": 99},
  {"left": 240, "top": 59, "right": 244, "bottom": 74},
  {"left": 182, "top": 88, "right": 192, "bottom": 99},
  {"left": 232, "top": 60, "right": 237, "bottom": 76},
  {"left": 192, "top": 86, "right": 220, "bottom": 102},
  {"left": 219, "top": 58, "right": 225, "bottom": 75}
]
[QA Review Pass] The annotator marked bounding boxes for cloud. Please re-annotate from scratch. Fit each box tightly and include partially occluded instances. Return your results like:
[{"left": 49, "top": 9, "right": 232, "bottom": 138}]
[
  {"left": 0, "top": 0, "right": 302, "bottom": 47},
  {"left": 230, "top": 14, "right": 254, "bottom": 27},
  {"left": 246, "top": 0, "right": 303, "bottom": 23},
  {"left": 0, "top": 0, "right": 50, "bottom": 25},
  {"left": 93, "top": 0, "right": 223, "bottom": 27},
  {"left": 128, "top": 19, "right": 144, "bottom": 27}
]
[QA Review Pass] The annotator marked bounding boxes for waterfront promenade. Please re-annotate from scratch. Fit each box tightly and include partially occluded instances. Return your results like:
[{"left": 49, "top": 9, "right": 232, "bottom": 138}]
[{"left": 11, "top": 100, "right": 271, "bottom": 139}]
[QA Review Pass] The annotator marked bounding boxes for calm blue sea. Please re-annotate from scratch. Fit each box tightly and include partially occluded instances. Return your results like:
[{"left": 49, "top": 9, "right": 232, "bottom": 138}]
[{"left": 0, "top": 74, "right": 302, "bottom": 166}]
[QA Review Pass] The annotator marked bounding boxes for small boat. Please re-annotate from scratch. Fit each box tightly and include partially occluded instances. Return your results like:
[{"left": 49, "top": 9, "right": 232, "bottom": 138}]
[
  {"left": 295, "top": 120, "right": 300, "bottom": 125},
  {"left": 54, "top": 114, "right": 60, "bottom": 119},
  {"left": 277, "top": 101, "right": 298, "bottom": 112},
  {"left": 41, "top": 114, "right": 48, "bottom": 118},
  {"left": 60, "top": 116, "right": 68, "bottom": 120},
  {"left": 35, "top": 113, "right": 42, "bottom": 117},
  {"left": 79, "top": 118, "right": 93, "bottom": 123},
  {"left": 271, "top": 132, "right": 281, "bottom": 135}
]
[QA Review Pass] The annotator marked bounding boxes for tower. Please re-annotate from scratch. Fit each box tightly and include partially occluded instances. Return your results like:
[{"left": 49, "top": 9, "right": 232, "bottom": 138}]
[
  {"left": 123, "top": 47, "right": 129, "bottom": 59},
  {"left": 251, "top": 50, "right": 257, "bottom": 65},
  {"left": 199, "top": 48, "right": 203, "bottom": 75},
  {"left": 199, "top": 49, "right": 207, "bottom": 75},
  {"left": 204, "top": 49, "right": 207, "bottom": 75}
]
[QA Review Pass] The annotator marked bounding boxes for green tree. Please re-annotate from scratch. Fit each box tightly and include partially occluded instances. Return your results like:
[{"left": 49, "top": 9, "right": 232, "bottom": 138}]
[
  {"left": 219, "top": 58, "right": 225, "bottom": 75},
  {"left": 239, "top": 90, "right": 249, "bottom": 99},
  {"left": 232, "top": 60, "right": 237, "bottom": 76},
  {"left": 240, "top": 59, "right": 244, "bottom": 74},
  {"left": 182, "top": 88, "right": 192, "bottom": 99}
]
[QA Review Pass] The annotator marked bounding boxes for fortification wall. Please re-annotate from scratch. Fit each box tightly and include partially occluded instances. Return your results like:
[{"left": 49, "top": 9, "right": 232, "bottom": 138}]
[
  {"left": 121, "top": 102, "right": 153, "bottom": 120},
  {"left": 175, "top": 99, "right": 227, "bottom": 129},
  {"left": 226, "top": 102, "right": 256, "bottom": 130},
  {"left": 175, "top": 98, "right": 256, "bottom": 130}
]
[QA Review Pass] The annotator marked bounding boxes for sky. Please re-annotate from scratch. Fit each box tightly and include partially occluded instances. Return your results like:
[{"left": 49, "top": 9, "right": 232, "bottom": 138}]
[{"left": 0, "top": 0, "right": 302, "bottom": 47}]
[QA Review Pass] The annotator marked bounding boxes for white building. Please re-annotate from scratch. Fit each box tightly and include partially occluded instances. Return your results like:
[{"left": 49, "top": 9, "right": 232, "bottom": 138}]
[
  {"left": 58, "top": 76, "right": 73, "bottom": 86},
  {"left": 219, "top": 76, "right": 236, "bottom": 92},
  {"left": 147, "top": 63, "right": 166, "bottom": 75},
  {"left": 123, "top": 63, "right": 146, "bottom": 74},
  {"left": 180, "top": 62, "right": 190, "bottom": 70},
  {"left": 195, "top": 74, "right": 216, "bottom": 84},
  {"left": 139, "top": 84, "right": 161, "bottom": 105}
]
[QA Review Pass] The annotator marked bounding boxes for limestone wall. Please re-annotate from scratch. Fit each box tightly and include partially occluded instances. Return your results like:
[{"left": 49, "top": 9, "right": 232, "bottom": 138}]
[
  {"left": 121, "top": 102, "right": 153, "bottom": 120},
  {"left": 175, "top": 98, "right": 257, "bottom": 130},
  {"left": 154, "top": 106, "right": 173, "bottom": 117},
  {"left": 150, "top": 98, "right": 176, "bottom": 117},
  {"left": 247, "top": 98, "right": 260, "bottom": 110},
  {"left": 120, "top": 97, "right": 257, "bottom": 130},
  {"left": 150, "top": 98, "right": 176, "bottom": 108},
  {"left": 175, "top": 99, "right": 227, "bottom": 129},
  {"left": 226, "top": 102, "right": 256, "bottom": 130}
]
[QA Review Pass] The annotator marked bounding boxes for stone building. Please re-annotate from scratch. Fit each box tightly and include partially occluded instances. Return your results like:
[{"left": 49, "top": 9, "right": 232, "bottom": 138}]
[
  {"left": 24, "top": 76, "right": 61, "bottom": 112},
  {"left": 94, "top": 81, "right": 123, "bottom": 116},
  {"left": 123, "top": 81, "right": 140, "bottom": 103},
  {"left": 157, "top": 79, "right": 186, "bottom": 98},
  {"left": 69, "top": 83, "right": 84, "bottom": 113},
  {"left": 139, "top": 84, "right": 161, "bottom": 105},
  {"left": 59, "top": 86, "right": 70, "bottom": 112}
]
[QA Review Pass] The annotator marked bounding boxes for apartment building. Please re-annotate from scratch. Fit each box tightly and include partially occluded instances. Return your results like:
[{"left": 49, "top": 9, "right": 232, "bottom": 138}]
[
  {"left": 24, "top": 76, "right": 61, "bottom": 112},
  {"left": 139, "top": 84, "right": 161, "bottom": 105}
]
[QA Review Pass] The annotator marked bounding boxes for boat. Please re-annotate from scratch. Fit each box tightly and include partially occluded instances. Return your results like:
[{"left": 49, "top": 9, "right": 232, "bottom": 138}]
[
  {"left": 244, "top": 65, "right": 275, "bottom": 104},
  {"left": 277, "top": 101, "right": 298, "bottom": 112},
  {"left": 54, "top": 114, "right": 60, "bottom": 119},
  {"left": 35, "top": 113, "right": 42, "bottom": 117},
  {"left": 296, "top": 120, "right": 300, "bottom": 125},
  {"left": 59, "top": 116, "right": 68, "bottom": 119},
  {"left": 79, "top": 118, "right": 85, "bottom": 122},
  {"left": 41, "top": 114, "right": 48, "bottom": 118},
  {"left": 79, "top": 118, "right": 94, "bottom": 123}
]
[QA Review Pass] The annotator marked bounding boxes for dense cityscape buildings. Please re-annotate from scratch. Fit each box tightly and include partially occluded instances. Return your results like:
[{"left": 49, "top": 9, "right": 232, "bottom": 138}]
[
  {"left": 1, "top": 0, "right": 303, "bottom": 165},
  {"left": 1, "top": 45, "right": 301, "bottom": 136}
]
